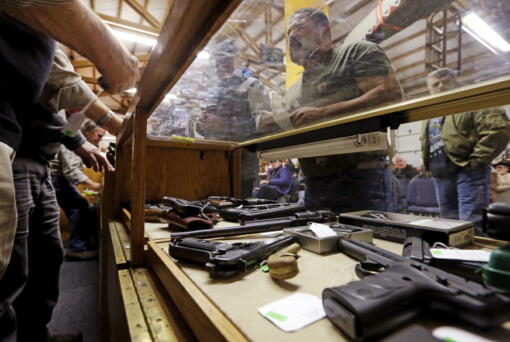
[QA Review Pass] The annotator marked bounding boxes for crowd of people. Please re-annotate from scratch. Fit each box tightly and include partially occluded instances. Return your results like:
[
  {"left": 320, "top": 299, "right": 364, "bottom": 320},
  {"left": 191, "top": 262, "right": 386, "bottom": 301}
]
[{"left": 0, "top": 1, "right": 138, "bottom": 341}]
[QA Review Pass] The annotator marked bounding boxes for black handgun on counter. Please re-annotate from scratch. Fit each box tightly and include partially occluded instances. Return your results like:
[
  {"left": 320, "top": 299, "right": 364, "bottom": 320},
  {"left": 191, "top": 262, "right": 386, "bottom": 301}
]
[
  {"left": 322, "top": 238, "right": 510, "bottom": 341},
  {"left": 220, "top": 203, "right": 305, "bottom": 222},
  {"left": 169, "top": 235, "right": 295, "bottom": 278},
  {"left": 170, "top": 210, "right": 336, "bottom": 240},
  {"left": 402, "top": 236, "right": 485, "bottom": 283},
  {"left": 162, "top": 196, "right": 204, "bottom": 216}
]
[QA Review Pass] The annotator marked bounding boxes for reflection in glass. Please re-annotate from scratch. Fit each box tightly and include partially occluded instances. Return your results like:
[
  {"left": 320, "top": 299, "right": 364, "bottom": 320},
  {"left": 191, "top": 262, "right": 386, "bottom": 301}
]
[{"left": 145, "top": 0, "right": 510, "bottom": 234}]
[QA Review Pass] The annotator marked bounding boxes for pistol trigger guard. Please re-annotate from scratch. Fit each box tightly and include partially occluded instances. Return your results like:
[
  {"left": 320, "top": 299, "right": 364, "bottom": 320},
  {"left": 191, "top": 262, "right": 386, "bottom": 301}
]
[{"left": 355, "top": 261, "right": 381, "bottom": 278}]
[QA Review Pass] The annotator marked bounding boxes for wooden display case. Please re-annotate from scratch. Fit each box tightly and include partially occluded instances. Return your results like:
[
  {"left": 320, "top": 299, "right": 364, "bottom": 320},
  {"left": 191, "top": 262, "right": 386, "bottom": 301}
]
[{"left": 100, "top": 1, "right": 510, "bottom": 341}]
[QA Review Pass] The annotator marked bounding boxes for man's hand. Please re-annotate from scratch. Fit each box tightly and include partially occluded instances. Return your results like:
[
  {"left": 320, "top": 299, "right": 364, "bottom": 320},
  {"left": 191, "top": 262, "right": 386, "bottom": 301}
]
[
  {"left": 82, "top": 179, "right": 103, "bottom": 192},
  {"left": 257, "top": 111, "right": 280, "bottom": 133},
  {"left": 197, "top": 113, "right": 223, "bottom": 133},
  {"left": 74, "top": 141, "right": 114, "bottom": 173},
  {"left": 260, "top": 180, "right": 269, "bottom": 185},
  {"left": 5, "top": 1, "right": 140, "bottom": 94},
  {"left": 98, "top": 56, "right": 139, "bottom": 94},
  {"left": 289, "top": 107, "right": 326, "bottom": 128}
]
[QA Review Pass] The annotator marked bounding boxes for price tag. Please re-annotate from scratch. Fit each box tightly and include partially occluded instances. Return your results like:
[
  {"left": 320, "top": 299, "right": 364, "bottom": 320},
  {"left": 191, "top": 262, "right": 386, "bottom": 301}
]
[
  {"left": 258, "top": 293, "right": 325, "bottom": 332},
  {"left": 430, "top": 249, "right": 491, "bottom": 262},
  {"left": 308, "top": 223, "right": 337, "bottom": 238}
]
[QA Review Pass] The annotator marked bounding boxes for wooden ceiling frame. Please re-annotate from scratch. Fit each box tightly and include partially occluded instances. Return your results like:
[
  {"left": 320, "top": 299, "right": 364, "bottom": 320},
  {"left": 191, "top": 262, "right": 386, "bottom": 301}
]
[
  {"left": 96, "top": 13, "right": 159, "bottom": 36},
  {"left": 123, "top": 0, "right": 161, "bottom": 29}
]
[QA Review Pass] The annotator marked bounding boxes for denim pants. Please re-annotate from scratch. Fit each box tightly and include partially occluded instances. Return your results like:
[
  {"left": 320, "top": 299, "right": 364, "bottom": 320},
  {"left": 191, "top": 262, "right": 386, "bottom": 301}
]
[
  {"left": 305, "top": 167, "right": 397, "bottom": 213},
  {"left": 0, "top": 157, "right": 63, "bottom": 342},
  {"left": 432, "top": 166, "right": 490, "bottom": 235},
  {"left": 51, "top": 175, "right": 97, "bottom": 252}
]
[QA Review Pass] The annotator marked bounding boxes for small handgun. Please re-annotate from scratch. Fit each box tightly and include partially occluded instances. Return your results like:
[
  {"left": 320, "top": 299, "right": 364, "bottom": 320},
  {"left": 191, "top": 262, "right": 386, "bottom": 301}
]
[
  {"left": 219, "top": 203, "right": 305, "bottom": 222},
  {"left": 169, "top": 235, "right": 295, "bottom": 278}
]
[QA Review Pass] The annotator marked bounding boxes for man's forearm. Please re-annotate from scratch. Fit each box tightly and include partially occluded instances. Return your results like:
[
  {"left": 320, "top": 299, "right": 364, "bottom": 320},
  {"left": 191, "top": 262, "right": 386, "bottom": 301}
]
[
  {"left": 322, "top": 76, "right": 403, "bottom": 118},
  {"left": 4, "top": 0, "right": 139, "bottom": 93}
]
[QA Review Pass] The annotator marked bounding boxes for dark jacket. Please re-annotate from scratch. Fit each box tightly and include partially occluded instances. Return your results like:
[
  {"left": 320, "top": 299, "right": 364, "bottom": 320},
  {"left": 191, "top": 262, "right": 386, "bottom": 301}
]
[
  {"left": 267, "top": 166, "right": 294, "bottom": 195},
  {"left": 18, "top": 104, "right": 85, "bottom": 164},
  {"left": 393, "top": 165, "right": 418, "bottom": 181},
  {"left": 0, "top": 13, "right": 55, "bottom": 150}
]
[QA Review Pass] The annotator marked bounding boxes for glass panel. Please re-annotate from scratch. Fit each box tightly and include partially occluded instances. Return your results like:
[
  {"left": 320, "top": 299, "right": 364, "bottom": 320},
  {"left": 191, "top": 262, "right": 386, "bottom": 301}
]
[
  {"left": 148, "top": 0, "right": 510, "bottom": 142},
  {"left": 248, "top": 104, "right": 510, "bottom": 238}
]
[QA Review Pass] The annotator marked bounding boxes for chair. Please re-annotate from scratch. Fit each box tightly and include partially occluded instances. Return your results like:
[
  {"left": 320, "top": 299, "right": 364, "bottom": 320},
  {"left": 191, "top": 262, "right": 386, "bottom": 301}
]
[{"left": 406, "top": 175, "right": 440, "bottom": 216}]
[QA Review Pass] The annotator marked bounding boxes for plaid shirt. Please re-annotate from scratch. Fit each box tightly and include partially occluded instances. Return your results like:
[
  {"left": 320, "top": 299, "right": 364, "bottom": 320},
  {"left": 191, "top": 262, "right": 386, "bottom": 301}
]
[{"left": 1, "top": 0, "right": 71, "bottom": 7}]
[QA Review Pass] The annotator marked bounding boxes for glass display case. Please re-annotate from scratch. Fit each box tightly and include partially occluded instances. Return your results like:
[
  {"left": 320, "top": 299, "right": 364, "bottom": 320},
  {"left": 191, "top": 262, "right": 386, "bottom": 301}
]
[
  {"left": 147, "top": 0, "right": 510, "bottom": 143},
  {"left": 104, "top": 2, "right": 510, "bottom": 340},
  {"left": 141, "top": 0, "right": 510, "bottom": 238}
]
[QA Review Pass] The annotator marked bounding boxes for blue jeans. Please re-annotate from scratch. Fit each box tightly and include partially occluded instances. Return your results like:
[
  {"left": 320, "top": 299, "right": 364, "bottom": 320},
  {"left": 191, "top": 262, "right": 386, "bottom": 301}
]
[
  {"left": 432, "top": 166, "right": 490, "bottom": 235},
  {"left": 305, "top": 167, "right": 397, "bottom": 213},
  {"left": 51, "top": 175, "right": 97, "bottom": 252}
]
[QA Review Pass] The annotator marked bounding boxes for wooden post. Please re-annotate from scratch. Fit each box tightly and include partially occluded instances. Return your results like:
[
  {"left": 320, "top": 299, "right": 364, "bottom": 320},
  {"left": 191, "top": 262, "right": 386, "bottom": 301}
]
[{"left": 130, "top": 109, "right": 148, "bottom": 267}]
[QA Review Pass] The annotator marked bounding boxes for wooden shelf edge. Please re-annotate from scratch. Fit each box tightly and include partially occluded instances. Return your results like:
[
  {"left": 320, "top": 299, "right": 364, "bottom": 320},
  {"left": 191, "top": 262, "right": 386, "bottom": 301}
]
[
  {"left": 131, "top": 268, "right": 197, "bottom": 342},
  {"left": 146, "top": 241, "right": 249, "bottom": 342}
]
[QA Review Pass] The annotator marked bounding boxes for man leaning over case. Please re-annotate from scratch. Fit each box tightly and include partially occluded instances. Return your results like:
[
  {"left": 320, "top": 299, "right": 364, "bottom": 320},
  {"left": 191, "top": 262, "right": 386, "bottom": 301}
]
[{"left": 274, "top": 8, "right": 403, "bottom": 212}]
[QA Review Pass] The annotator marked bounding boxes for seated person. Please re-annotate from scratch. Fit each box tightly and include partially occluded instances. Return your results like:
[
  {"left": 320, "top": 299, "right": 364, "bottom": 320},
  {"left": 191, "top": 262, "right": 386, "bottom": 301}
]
[
  {"left": 392, "top": 155, "right": 418, "bottom": 211},
  {"left": 493, "top": 160, "right": 510, "bottom": 203},
  {"left": 392, "top": 155, "right": 418, "bottom": 181},
  {"left": 255, "top": 160, "right": 295, "bottom": 201}
]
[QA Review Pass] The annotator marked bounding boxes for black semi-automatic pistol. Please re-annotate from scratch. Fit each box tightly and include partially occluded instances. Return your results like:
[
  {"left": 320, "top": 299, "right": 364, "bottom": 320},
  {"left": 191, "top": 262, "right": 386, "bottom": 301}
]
[
  {"left": 322, "top": 238, "right": 510, "bottom": 341},
  {"left": 169, "top": 235, "right": 295, "bottom": 278},
  {"left": 402, "top": 236, "right": 485, "bottom": 283},
  {"left": 219, "top": 203, "right": 305, "bottom": 222}
]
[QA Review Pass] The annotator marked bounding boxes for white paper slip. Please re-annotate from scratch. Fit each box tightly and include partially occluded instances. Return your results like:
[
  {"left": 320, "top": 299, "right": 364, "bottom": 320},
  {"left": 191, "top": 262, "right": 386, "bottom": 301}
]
[
  {"left": 433, "top": 326, "right": 496, "bottom": 342},
  {"left": 308, "top": 223, "right": 337, "bottom": 238},
  {"left": 258, "top": 293, "right": 325, "bottom": 332},
  {"left": 430, "top": 248, "right": 491, "bottom": 262}
]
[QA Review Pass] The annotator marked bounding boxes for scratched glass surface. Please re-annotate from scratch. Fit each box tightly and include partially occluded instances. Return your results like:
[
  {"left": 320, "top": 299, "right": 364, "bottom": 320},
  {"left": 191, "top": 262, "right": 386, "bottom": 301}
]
[{"left": 148, "top": 0, "right": 510, "bottom": 141}]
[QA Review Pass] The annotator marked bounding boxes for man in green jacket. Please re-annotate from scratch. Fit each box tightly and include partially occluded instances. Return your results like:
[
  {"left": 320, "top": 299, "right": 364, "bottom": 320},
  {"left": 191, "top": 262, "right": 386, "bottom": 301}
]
[{"left": 421, "top": 68, "right": 510, "bottom": 234}]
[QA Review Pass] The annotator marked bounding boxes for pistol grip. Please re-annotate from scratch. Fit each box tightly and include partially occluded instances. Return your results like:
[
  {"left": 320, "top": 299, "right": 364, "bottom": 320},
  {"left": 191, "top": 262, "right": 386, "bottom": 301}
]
[{"left": 323, "top": 265, "right": 422, "bottom": 340}]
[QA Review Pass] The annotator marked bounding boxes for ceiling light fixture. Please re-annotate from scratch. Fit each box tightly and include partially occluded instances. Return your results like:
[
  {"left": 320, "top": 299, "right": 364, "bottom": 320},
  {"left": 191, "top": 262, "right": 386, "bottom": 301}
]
[
  {"left": 197, "top": 51, "right": 210, "bottom": 60},
  {"left": 462, "top": 12, "right": 510, "bottom": 54},
  {"left": 111, "top": 29, "right": 157, "bottom": 47}
]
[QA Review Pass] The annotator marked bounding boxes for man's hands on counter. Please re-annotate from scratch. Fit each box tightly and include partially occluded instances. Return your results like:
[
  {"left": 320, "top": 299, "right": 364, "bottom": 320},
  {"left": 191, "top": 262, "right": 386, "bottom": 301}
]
[
  {"left": 289, "top": 107, "right": 326, "bottom": 128},
  {"left": 74, "top": 141, "right": 115, "bottom": 173}
]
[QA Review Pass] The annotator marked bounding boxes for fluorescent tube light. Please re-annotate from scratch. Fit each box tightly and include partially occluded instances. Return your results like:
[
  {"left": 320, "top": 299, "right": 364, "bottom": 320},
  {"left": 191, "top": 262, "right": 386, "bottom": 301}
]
[
  {"left": 462, "top": 12, "right": 510, "bottom": 54},
  {"left": 125, "top": 88, "right": 137, "bottom": 94},
  {"left": 112, "top": 29, "right": 157, "bottom": 47},
  {"left": 258, "top": 133, "right": 388, "bottom": 160},
  {"left": 197, "top": 51, "right": 210, "bottom": 60}
]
